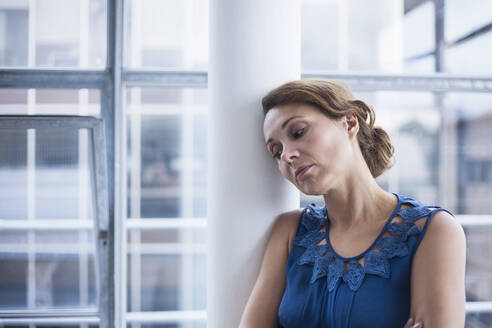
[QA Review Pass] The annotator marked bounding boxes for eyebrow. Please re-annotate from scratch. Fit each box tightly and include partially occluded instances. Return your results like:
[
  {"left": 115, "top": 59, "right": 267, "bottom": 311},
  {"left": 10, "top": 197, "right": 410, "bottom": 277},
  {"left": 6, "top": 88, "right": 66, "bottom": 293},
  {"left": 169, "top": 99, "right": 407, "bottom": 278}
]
[{"left": 265, "top": 115, "right": 304, "bottom": 146}]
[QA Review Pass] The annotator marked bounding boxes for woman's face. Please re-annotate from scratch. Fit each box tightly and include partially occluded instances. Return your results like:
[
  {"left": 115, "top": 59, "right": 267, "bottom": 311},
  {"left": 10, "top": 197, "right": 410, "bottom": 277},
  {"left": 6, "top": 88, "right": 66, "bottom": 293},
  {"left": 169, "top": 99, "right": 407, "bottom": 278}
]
[{"left": 263, "top": 103, "right": 355, "bottom": 195}]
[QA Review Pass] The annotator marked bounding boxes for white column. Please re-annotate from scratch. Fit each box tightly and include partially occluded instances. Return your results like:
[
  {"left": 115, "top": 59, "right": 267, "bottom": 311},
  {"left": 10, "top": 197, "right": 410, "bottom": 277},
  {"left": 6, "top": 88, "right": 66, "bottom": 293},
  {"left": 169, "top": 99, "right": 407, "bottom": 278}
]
[{"left": 208, "top": 1, "right": 301, "bottom": 327}]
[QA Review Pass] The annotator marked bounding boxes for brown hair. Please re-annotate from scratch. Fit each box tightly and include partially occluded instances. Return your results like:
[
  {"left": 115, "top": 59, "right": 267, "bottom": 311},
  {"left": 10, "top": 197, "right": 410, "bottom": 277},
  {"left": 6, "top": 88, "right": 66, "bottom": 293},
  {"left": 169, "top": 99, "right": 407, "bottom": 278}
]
[{"left": 262, "top": 78, "right": 394, "bottom": 178}]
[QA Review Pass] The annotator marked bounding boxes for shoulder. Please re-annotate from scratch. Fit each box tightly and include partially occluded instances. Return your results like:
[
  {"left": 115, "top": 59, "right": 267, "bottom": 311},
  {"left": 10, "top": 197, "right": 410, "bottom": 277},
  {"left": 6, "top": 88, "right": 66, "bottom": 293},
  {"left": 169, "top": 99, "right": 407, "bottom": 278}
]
[
  {"left": 420, "top": 209, "right": 466, "bottom": 252},
  {"left": 413, "top": 208, "right": 466, "bottom": 274},
  {"left": 270, "top": 208, "right": 304, "bottom": 254}
]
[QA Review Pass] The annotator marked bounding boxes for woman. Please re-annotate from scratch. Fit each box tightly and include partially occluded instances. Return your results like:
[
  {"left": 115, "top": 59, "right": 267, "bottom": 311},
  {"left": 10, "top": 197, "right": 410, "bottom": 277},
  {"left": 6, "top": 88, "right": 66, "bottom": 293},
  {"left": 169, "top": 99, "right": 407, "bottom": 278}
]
[{"left": 239, "top": 79, "right": 466, "bottom": 328}]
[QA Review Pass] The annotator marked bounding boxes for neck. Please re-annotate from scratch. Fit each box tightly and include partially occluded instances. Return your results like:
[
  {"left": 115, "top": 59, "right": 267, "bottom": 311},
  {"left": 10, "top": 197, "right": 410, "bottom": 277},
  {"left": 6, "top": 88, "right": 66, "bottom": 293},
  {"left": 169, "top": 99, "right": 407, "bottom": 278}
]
[{"left": 322, "top": 164, "right": 396, "bottom": 231}]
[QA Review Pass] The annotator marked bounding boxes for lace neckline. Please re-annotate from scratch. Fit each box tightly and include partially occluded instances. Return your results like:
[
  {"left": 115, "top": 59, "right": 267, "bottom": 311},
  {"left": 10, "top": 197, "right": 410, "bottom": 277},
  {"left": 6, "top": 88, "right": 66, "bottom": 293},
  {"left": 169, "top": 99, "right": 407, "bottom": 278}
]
[
  {"left": 324, "top": 192, "right": 402, "bottom": 261},
  {"left": 294, "top": 193, "right": 436, "bottom": 292}
]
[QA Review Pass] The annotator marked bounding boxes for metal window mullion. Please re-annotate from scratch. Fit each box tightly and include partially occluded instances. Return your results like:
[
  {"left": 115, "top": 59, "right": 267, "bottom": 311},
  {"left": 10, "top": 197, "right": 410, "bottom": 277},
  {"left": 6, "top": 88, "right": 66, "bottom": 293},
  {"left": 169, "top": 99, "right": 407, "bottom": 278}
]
[
  {"left": 180, "top": 89, "right": 195, "bottom": 322},
  {"left": 120, "top": 70, "right": 492, "bottom": 93},
  {"left": 102, "top": 0, "right": 124, "bottom": 327},
  {"left": 110, "top": 0, "right": 127, "bottom": 327},
  {"left": 0, "top": 69, "right": 109, "bottom": 89},
  {"left": 78, "top": 88, "right": 90, "bottom": 314},
  {"left": 4, "top": 215, "right": 492, "bottom": 230},
  {"left": 129, "top": 87, "right": 142, "bottom": 319},
  {"left": 26, "top": 90, "right": 36, "bottom": 310}
]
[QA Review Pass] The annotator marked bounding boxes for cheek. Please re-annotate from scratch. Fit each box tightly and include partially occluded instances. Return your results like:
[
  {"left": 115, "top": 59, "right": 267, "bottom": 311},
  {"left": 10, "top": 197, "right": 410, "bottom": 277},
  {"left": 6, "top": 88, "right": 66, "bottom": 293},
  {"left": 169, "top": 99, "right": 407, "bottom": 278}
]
[
  {"left": 279, "top": 162, "right": 293, "bottom": 180},
  {"left": 310, "top": 130, "right": 345, "bottom": 165}
]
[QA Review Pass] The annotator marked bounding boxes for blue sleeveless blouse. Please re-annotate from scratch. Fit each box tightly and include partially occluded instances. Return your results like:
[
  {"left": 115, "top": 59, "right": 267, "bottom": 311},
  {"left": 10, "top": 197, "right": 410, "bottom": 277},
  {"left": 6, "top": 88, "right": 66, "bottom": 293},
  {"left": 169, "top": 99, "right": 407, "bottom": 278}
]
[{"left": 278, "top": 193, "right": 453, "bottom": 328}]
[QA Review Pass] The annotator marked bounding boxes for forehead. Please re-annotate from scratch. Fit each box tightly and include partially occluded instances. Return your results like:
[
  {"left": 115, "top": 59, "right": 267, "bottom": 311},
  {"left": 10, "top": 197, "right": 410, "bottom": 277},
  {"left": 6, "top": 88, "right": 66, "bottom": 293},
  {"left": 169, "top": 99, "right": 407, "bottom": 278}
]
[{"left": 263, "top": 103, "right": 321, "bottom": 136}]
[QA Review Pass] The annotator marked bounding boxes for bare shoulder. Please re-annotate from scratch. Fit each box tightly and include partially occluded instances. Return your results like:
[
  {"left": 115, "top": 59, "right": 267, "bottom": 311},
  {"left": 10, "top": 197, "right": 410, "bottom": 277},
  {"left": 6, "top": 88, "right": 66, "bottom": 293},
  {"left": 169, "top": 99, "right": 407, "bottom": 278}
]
[
  {"left": 270, "top": 208, "right": 304, "bottom": 255},
  {"left": 419, "top": 210, "right": 466, "bottom": 253},
  {"left": 272, "top": 208, "right": 303, "bottom": 233}
]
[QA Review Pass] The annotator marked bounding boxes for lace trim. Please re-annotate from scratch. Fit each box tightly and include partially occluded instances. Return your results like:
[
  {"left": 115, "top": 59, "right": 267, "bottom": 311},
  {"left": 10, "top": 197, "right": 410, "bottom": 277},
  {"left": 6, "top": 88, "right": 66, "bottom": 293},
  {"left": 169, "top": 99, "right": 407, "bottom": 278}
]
[{"left": 294, "top": 196, "right": 434, "bottom": 292}]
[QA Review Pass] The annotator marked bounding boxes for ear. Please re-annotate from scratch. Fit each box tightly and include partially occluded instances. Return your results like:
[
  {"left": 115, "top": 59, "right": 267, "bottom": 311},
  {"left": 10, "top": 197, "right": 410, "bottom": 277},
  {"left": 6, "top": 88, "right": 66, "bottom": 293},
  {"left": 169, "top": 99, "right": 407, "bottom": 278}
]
[{"left": 345, "top": 113, "right": 359, "bottom": 139}]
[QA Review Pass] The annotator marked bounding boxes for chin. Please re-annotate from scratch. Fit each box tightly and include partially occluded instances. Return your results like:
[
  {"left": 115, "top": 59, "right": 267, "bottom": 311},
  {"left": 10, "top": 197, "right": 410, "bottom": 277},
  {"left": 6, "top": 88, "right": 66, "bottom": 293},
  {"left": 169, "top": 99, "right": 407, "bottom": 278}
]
[{"left": 297, "top": 182, "right": 324, "bottom": 196}]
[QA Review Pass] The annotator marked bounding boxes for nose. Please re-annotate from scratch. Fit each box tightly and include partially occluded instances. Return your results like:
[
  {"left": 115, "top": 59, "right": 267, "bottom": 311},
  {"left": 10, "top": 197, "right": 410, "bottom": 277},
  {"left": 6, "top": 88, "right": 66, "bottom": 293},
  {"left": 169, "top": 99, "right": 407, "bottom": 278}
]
[{"left": 280, "top": 145, "right": 299, "bottom": 164}]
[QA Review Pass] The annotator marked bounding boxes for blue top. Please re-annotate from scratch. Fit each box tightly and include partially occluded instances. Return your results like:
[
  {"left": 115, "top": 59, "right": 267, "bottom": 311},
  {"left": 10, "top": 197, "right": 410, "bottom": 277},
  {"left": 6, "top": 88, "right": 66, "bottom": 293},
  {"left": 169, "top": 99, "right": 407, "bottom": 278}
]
[{"left": 278, "top": 193, "right": 453, "bottom": 328}]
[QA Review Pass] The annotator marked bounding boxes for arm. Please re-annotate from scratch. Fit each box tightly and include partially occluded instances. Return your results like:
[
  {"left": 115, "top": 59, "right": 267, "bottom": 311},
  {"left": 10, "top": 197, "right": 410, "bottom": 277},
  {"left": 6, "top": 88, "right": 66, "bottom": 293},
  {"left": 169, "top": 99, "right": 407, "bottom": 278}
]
[
  {"left": 239, "top": 210, "right": 302, "bottom": 328},
  {"left": 410, "top": 210, "right": 467, "bottom": 327}
]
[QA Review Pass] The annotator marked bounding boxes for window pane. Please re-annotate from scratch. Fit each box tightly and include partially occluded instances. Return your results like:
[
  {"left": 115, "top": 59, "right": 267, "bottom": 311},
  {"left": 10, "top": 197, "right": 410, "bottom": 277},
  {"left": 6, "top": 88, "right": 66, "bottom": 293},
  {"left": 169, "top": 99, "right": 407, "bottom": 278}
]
[
  {"left": 465, "top": 226, "right": 492, "bottom": 304},
  {"left": 0, "top": 128, "right": 27, "bottom": 219},
  {"left": 125, "top": 0, "right": 208, "bottom": 69},
  {"left": 126, "top": 87, "right": 207, "bottom": 219},
  {"left": 445, "top": 0, "right": 492, "bottom": 43},
  {"left": 0, "top": 124, "right": 98, "bottom": 310},
  {"left": 0, "top": 253, "right": 28, "bottom": 308},
  {"left": 192, "top": 114, "right": 207, "bottom": 218},
  {"left": 35, "top": 252, "right": 96, "bottom": 308},
  {"left": 466, "top": 312, "right": 492, "bottom": 328},
  {"left": 443, "top": 92, "right": 492, "bottom": 213},
  {"left": 302, "top": 0, "right": 435, "bottom": 73},
  {"left": 0, "top": 89, "right": 100, "bottom": 116},
  {"left": 0, "top": 0, "right": 106, "bottom": 68},
  {"left": 447, "top": 32, "right": 492, "bottom": 75},
  {"left": 127, "top": 253, "right": 206, "bottom": 312},
  {"left": 36, "top": 128, "right": 82, "bottom": 219}
]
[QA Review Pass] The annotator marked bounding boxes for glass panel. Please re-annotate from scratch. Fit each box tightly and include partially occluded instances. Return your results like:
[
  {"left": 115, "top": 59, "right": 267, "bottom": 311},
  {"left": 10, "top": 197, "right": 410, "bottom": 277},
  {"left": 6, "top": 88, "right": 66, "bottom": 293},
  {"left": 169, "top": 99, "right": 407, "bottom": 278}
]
[
  {"left": 36, "top": 128, "right": 80, "bottom": 220},
  {"left": 403, "top": 1, "right": 435, "bottom": 73},
  {"left": 126, "top": 254, "right": 206, "bottom": 312},
  {"left": 126, "top": 87, "right": 207, "bottom": 219},
  {"left": 125, "top": 0, "right": 208, "bottom": 69},
  {"left": 0, "top": 253, "right": 28, "bottom": 308},
  {"left": 466, "top": 312, "right": 492, "bottom": 328},
  {"left": 35, "top": 252, "right": 96, "bottom": 308},
  {"left": 192, "top": 113, "right": 207, "bottom": 218},
  {"left": 302, "top": 0, "right": 434, "bottom": 73},
  {"left": 128, "top": 228, "right": 206, "bottom": 245},
  {"left": 0, "top": 128, "right": 27, "bottom": 219},
  {"left": 465, "top": 226, "right": 492, "bottom": 303},
  {"left": 445, "top": 0, "right": 492, "bottom": 43},
  {"left": 301, "top": 0, "right": 339, "bottom": 71},
  {"left": 0, "top": 0, "right": 107, "bottom": 68},
  {"left": 447, "top": 32, "right": 492, "bottom": 75},
  {"left": 0, "top": 124, "right": 98, "bottom": 310},
  {"left": 0, "top": 89, "right": 101, "bottom": 116},
  {"left": 444, "top": 93, "right": 492, "bottom": 214}
]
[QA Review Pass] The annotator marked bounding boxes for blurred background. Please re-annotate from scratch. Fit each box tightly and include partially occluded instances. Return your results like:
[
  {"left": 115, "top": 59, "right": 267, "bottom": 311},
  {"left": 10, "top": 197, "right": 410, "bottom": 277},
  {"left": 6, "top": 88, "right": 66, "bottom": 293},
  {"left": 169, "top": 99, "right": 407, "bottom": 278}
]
[{"left": 0, "top": 0, "right": 491, "bottom": 327}]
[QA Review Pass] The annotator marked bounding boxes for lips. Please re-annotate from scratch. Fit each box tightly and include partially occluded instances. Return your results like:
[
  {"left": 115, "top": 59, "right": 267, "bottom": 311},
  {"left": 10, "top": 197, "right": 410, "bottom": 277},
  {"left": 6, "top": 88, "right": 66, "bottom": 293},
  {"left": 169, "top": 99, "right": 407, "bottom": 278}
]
[{"left": 295, "top": 164, "right": 313, "bottom": 180}]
